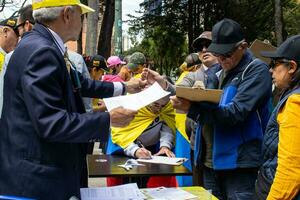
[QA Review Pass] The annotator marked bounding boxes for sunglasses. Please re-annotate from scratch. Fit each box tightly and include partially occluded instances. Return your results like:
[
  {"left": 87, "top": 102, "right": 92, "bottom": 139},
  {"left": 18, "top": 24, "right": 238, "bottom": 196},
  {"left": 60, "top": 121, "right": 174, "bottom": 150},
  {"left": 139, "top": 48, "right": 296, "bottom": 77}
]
[
  {"left": 195, "top": 40, "right": 211, "bottom": 52},
  {"left": 269, "top": 59, "right": 291, "bottom": 69},
  {"left": 212, "top": 40, "right": 245, "bottom": 58}
]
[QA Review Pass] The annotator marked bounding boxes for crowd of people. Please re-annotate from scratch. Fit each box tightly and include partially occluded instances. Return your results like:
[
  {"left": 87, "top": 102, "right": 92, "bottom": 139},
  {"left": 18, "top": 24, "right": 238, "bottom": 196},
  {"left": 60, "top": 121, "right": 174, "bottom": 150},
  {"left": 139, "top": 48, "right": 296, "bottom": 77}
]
[{"left": 0, "top": 0, "right": 300, "bottom": 200}]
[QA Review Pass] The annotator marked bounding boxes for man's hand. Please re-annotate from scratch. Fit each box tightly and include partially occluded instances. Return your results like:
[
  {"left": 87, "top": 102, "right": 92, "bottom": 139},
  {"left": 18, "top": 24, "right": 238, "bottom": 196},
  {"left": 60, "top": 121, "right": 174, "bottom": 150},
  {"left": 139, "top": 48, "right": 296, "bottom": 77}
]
[
  {"left": 141, "top": 68, "right": 167, "bottom": 90},
  {"left": 135, "top": 148, "right": 152, "bottom": 159},
  {"left": 125, "top": 78, "right": 147, "bottom": 94},
  {"left": 109, "top": 107, "right": 137, "bottom": 127},
  {"left": 170, "top": 96, "right": 191, "bottom": 113},
  {"left": 154, "top": 147, "right": 175, "bottom": 157}
]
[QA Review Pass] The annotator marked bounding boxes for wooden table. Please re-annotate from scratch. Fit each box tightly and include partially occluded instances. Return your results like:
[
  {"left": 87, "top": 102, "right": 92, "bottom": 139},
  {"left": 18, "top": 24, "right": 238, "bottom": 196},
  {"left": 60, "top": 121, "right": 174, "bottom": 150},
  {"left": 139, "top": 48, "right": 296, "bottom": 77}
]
[{"left": 87, "top": 154, "right": 192, "bottom": 178}]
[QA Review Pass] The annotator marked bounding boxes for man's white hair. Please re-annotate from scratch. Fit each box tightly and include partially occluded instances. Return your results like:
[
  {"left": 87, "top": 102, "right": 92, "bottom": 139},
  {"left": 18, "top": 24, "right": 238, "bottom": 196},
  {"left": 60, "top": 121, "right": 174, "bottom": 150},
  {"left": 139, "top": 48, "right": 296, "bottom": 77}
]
[{"left": 33, "top": 6, "right": 75, "bottom": 24}]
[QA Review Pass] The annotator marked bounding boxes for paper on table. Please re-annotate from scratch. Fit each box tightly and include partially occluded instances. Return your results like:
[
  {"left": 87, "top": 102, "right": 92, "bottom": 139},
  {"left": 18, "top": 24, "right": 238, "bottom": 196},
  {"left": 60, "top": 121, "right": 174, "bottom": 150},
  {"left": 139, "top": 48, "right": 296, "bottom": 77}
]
[
  {"left": 137, "top": 155, "right": 188, "bottom": 166},
  {"left": 103, "top": 82, "right": 170, "bottom": 111},
  {"left": 80, "top": 183, "right": 145, "bottom": 200},
  {"left": 142, "top": 187, "right": 198, "bottom": 200}
]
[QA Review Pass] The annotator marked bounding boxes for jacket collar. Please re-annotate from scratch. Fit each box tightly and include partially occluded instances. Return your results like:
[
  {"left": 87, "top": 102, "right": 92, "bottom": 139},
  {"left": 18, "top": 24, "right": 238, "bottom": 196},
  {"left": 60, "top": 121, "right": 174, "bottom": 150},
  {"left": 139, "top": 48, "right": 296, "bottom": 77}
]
[{"left": 32, "top": 23, "right": 65, "bottom": 55}]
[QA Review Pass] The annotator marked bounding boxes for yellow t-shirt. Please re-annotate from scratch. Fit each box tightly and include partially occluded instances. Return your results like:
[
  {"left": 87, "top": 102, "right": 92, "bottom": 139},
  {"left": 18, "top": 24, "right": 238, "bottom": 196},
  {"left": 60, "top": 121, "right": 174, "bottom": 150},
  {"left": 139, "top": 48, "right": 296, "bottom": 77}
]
[{"left": 267, "top": 94, "right": 300, "bottom": 200}]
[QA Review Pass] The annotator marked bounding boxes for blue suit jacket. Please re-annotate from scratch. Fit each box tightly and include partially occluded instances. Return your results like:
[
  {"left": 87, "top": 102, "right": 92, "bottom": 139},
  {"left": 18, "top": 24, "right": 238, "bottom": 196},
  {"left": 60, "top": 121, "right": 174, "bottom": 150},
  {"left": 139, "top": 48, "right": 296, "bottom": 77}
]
[{"left": 0, "top": 24, "right": 115, "bottom": 199}]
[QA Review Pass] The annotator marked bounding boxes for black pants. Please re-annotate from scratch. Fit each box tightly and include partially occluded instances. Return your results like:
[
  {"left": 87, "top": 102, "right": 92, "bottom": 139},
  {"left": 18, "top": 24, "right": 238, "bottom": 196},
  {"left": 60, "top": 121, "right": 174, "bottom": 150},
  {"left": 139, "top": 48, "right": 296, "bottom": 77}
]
[{"left": 203, "top": 166, "right": 258, "bottom": 200}]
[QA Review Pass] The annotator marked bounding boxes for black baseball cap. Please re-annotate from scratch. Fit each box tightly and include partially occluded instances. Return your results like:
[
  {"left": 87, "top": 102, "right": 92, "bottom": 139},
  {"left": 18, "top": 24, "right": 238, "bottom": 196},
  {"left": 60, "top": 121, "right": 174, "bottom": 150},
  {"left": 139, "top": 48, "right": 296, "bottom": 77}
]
[
  {"left": 0, "top": 17, "right": 17, "bottom": 29},
  {"left": 261, "top": 35, "right": 300, "bottom": 62},
  {"left": 208, "top": 18, "right": 245, "bottom": 55},
  {"left": 89, "top": 55, "right": 109, "bottom": 72},
  {"left": 0, "top": 17, "right": 18, "bottom": 36}
]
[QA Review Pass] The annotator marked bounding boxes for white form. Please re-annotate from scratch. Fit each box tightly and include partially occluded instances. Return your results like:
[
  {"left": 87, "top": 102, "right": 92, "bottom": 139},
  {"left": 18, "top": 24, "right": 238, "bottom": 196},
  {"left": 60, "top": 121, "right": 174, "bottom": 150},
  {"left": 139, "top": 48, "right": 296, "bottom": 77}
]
[
  {"left": 103, "top": 82, "right": 170, "bottom": 111},
  {"left": 80, "top": 183, "right": 145, "bottom": 200},
  {"left": 137, "top": 156, "right": 188, "bottom": 166},
  {"left": 142, "top": 187, "right": 198, "bottom": 200}
]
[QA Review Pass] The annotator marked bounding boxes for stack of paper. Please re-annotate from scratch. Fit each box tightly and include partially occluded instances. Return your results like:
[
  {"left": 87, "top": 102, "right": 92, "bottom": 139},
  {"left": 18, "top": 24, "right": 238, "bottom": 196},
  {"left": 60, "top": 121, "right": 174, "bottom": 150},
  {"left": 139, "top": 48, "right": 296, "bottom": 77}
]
[
  {"left": 142, "top": 187, "right": 198, "bottom": 200},
  {"left": 137, "top": 156, "right": 188, "bottom": 166},
  {"left": 80, "top": 183, "right": 145, "bottom": 200},
  {"left": 103, "top": 82, "right": 170, "bottom": 111}
]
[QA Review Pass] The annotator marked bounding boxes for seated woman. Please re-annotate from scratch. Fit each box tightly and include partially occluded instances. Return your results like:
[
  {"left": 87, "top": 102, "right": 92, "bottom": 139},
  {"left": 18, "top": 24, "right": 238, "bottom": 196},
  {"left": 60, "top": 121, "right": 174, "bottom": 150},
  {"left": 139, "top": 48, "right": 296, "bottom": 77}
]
[{"left": 106, "top": 95, "right": 177, "bottom": 188}]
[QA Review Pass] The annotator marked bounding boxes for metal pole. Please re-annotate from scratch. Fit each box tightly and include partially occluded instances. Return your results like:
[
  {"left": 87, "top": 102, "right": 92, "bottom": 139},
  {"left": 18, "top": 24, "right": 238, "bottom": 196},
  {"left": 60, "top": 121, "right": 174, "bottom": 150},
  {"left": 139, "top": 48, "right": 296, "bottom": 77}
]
[{"left": 114, "top": 0, "right": 122, "bottom": 56}]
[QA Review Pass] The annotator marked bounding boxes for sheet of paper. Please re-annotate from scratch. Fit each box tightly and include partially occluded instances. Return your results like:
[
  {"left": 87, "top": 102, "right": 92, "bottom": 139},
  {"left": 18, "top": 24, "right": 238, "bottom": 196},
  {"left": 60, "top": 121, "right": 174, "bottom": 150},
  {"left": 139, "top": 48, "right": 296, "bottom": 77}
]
[
  {"left": 142, "top": 187, "right": 198, "bottom": 200},
  {"left": 80, "top": 183, "right": 145, "bottom": 200},
  {"left": 103, "top": 82, "right": 170, "bottom": 111},
  {"left": 137, "top": 155, "right": 188, "bottom": 166}
]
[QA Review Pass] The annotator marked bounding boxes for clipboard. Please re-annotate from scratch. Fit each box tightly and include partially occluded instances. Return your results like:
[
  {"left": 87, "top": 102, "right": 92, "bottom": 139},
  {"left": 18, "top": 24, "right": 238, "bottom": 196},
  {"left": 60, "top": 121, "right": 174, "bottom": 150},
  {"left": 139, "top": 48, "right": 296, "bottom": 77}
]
[
  {"left": 250, "top": 39, "right": 276, "bottom": 64},
  {"left": 176, "top": 86, "right": 222, "bottom": 103}
]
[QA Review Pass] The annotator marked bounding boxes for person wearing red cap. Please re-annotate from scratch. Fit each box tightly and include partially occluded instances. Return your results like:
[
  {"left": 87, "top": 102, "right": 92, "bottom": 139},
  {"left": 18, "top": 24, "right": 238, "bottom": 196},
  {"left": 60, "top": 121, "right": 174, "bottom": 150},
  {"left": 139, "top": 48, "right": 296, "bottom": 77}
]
[{"left": 255, "top": 35, "right": 300, "bottom": 200}]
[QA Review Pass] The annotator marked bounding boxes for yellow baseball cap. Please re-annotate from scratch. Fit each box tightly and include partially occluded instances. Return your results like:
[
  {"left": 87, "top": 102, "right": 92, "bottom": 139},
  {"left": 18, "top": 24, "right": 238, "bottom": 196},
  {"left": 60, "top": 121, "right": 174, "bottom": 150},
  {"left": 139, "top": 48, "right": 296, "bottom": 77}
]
[{"left": 32, "top": 0, "right": 95, "bottom": 14}]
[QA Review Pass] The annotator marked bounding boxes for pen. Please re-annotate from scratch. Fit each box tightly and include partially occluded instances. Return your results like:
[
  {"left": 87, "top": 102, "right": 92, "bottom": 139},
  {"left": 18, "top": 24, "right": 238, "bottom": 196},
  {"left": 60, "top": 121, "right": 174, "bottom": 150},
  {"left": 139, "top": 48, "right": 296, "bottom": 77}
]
[{"left": 136, "top": 140, "right": 152, "bottom": 159}]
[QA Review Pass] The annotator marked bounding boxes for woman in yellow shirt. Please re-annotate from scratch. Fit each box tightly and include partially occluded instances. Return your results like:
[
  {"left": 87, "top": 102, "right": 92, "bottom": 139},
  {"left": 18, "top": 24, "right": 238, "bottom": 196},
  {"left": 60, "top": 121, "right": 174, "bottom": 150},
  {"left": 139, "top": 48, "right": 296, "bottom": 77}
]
[{"left": 256, "top": 35, "right": 300, "bottom": 200}]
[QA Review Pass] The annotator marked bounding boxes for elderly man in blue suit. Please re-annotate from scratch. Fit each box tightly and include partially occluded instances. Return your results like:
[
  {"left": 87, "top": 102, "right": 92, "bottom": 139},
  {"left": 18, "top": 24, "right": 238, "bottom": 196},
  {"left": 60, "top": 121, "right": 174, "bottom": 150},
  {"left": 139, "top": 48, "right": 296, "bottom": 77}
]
[{"left": 0, "top": 0, "right": 146, "bottom": 199}]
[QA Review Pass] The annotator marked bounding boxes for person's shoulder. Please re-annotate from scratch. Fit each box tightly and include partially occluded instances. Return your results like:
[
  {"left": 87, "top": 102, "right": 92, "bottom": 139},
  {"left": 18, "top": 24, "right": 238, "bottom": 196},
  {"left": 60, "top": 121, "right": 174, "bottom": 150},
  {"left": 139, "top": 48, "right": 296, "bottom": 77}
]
[{"left": 287, "top": 93, "right": 300, "bottom": 105}]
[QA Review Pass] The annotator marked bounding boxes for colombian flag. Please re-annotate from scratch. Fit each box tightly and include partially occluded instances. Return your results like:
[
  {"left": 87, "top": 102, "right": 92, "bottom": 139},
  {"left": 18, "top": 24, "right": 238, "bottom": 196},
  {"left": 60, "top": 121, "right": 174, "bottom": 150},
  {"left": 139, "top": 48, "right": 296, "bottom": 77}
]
[{"left": 175, "top": 72, "right": 192, "bottom": 186}]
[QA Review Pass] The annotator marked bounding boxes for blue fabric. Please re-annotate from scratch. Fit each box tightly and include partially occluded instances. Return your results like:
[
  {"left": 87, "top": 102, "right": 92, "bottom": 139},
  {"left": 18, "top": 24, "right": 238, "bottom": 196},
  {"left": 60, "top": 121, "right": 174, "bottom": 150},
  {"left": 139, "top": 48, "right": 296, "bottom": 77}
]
[
  {"left": 0, "top": 23, "right": 114, "bottom": 199},
  {"left": 175, "top": 130, "right": 192, "bottom": 186},
  {"left": 106, "top": 134, "right": 124, "bottom": 155},
  {"left": 255, "top": 88, "right": 300, "bottom": 200}
]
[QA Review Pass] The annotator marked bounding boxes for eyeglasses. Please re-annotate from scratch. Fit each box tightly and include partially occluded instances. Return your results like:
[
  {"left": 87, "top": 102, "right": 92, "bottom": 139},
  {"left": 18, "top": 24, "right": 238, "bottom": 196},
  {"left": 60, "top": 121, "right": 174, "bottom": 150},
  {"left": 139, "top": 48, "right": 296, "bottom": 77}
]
[
  {"left": 212, "top": 40, "right": 245, "bottom": 59},
  {"left": 195, "top": 40, "right": 211, "bottom": 52},
  {"left": 269, "top": 59, "right": 291, "bottom": 69},
  {"left": 13, "top": 21, "right": 35, "bottom": 37}
]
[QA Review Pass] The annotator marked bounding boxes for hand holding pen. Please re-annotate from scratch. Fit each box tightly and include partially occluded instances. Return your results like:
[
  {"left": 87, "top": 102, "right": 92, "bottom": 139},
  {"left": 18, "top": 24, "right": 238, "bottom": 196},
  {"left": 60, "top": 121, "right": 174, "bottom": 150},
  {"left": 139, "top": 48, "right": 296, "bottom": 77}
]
[{"left": 135, "top": 140, "right": 152, "bottom": 159}]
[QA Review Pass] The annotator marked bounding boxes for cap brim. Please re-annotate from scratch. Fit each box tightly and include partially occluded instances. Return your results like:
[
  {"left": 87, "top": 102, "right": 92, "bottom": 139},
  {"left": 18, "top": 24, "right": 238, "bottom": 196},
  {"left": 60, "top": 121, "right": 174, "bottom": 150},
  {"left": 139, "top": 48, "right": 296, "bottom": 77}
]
[
  {"left": 127, "top": 63, "right": 138, "bottom": 70},
  {"left": 78, "top": 3, "right": 95, "bottom": 14},
  {"left": 207, "top": 42, "right": 236, "bottom": 55},
  {"left": 260, "top": 50, "right": 281, "bottom": 59},
  {"left": 192, "top": 37, "right": 211, "bottom": 49}
]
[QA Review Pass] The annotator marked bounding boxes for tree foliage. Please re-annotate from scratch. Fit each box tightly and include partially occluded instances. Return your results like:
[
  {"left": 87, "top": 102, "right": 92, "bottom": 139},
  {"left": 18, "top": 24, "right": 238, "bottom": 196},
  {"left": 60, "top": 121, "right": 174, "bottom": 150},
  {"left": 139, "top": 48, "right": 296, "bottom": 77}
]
[{"left": 126, "top": 0, "right": 299, "bottom": 77}]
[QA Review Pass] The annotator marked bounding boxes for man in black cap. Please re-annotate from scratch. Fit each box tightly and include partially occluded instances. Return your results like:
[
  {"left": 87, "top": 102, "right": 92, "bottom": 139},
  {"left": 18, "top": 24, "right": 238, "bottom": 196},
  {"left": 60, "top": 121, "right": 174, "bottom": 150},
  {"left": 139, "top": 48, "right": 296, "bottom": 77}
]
[
  {"left": 0, "top": 17, "right": 19, "bottom": 72},
  {"left": 170, "top": 19, "right": 272, "bottom": 199}
]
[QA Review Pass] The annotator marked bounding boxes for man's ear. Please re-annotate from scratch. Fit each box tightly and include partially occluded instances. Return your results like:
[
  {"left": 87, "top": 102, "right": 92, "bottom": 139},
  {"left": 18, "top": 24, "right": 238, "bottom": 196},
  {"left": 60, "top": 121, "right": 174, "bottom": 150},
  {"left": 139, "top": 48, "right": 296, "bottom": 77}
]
[
  {"left": 2, "top": 27, "right": 8, "bottom": 37},
  {"left": 24, "top": 20, "right": 33, "bottom": 32},
  {"left": 62, "top": 7, "right": 72, "bottom": 24},
  {"left": 288, "top": 60, "right": 297, "bottom": 74}
]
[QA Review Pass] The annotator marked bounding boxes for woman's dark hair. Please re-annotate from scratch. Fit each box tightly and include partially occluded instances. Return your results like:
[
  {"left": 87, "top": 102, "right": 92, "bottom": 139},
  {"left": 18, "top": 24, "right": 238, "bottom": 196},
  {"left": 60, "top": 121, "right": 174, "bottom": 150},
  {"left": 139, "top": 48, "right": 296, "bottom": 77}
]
[{"left": 289, "top": 61, "right": 300, "bottom": 89}]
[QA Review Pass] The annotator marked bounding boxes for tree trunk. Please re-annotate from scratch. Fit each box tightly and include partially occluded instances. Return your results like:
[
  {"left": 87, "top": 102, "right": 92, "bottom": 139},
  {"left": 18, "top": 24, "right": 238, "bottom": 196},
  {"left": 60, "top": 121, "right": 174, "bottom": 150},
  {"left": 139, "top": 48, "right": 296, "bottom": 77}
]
[
  {"left": 274, "top": 0, "right": 283, "bottom": 45},
  {"left": 77, "top": 29, "right": 83, "bottom": 54},
  {"left": 85, "top": 0, "right": 99, "bottom": 56},
  {"left": 187, "top": 0, "right": 194, "bottom": 53},
  {"left": 97, "top": 0, "right": 115, "bottom": 59}
]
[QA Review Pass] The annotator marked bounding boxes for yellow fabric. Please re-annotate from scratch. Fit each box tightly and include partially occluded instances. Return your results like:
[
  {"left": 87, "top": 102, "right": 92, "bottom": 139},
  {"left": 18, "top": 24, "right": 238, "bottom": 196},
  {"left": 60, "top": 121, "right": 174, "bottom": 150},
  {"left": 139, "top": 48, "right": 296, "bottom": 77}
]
[
  {"left": 174, "top": 71, "right": 190, "bottom": 142},
  {"left": 176, "top": 71, "right": 189, "bottom": 85},
  {"left": 267, "top": 94, "right": 300, "bottom": 200},
  {"left": 181, "top": 187, "right": 219, "bottom": 200},
  {"left": 32, "top": 0, "right": 94, "bottom": 14},
  {"left": 111, "top": 102, "right": 176, "bottom": 148},
  {"left": 0, "top": 51, "right": 5, "bottom": 73},
  {"left": 134, "top": 73, "right": 142, "bottom": 79}
]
